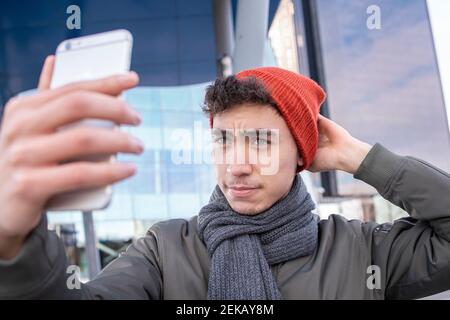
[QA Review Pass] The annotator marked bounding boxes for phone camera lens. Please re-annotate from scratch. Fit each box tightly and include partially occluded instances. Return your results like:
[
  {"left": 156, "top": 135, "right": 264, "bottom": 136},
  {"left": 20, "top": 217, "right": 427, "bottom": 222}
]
[{"left": 65, "top": 42, "right": 72, "bottom": 50}]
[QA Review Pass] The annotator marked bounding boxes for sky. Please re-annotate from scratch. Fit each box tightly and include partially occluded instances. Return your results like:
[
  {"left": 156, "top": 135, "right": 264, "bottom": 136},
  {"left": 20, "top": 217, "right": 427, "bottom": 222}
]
[
  {"left": 313, "top": 0, "right": 450, "bottom": 194},
  {"left": 427, "top": 0, "right": 450, "bottom": 131}
]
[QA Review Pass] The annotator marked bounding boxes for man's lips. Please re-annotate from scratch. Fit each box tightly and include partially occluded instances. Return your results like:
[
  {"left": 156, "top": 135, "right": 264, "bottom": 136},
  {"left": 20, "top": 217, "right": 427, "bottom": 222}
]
[{"left": 227, "top": 185, "right": 260, "bottom": 198}]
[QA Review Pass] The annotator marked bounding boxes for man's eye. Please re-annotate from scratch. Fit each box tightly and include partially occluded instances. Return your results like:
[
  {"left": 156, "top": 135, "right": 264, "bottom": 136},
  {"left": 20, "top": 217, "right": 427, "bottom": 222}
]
[
  {"left": 214, "top": 137, "right": 229, "bottom": 145},
  {"left": 251, "top": 138, "right": 270, "bottom": 146}
]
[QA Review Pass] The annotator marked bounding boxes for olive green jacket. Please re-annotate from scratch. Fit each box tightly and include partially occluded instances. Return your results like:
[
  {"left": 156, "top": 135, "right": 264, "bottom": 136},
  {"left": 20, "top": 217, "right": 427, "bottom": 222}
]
[{"left": 1, "top": 143, "right": 450, "bottom": 299}]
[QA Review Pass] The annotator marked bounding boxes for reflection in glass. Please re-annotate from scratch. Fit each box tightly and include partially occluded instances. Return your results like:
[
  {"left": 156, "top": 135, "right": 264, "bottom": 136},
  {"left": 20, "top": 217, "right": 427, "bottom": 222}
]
[
  {"left": 48, "top": 83, "right": 216, "bottom": 241},
  {"left": 316, "top": 0, "right": 450, "bottom": 195}
]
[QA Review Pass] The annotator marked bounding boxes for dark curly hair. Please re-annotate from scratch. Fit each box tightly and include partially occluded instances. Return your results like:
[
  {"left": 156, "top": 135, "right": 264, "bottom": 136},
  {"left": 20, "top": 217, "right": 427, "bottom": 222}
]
[{"left": 202, "top": 75, "right": 280, "bottom": 118}]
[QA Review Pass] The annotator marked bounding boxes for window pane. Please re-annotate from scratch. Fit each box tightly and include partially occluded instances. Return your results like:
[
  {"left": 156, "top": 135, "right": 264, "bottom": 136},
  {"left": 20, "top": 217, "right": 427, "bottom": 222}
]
[
  {"left": 316, "top": 0, "right": 450, "bottom": 195},
  {"left": 48, "top": 83, "right": 216, "bottom": 240}
]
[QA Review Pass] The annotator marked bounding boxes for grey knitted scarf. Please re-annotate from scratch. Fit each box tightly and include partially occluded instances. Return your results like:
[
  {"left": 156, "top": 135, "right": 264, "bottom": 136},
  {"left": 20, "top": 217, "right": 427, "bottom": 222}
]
[{"left": 198, "top": 174, "right": 318, "bottom": 300}]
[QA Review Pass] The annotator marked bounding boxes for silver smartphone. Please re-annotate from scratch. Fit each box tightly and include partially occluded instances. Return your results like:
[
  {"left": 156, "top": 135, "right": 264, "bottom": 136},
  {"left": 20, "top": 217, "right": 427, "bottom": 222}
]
[{"left": 45, "top": 29, "right": 133, "bottom": 211}]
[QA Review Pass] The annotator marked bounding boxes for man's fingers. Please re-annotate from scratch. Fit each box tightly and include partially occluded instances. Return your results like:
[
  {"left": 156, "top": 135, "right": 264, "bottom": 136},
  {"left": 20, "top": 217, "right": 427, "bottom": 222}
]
[
  {"left": 35, "top": 71, "right": 139, "bottom": 106},
  {"left": 11, "top": 72, "right": 139, "bottom": 114},
  {"left": 317, "top": 115, "right": 333, "bottom": 131},
  {"left": 317, "top": 115, "right": 333, "bottom": 139},
  {"left": 6, "top": 128, "right": 143, "bottom": 166},
  {"left": 57, "top": 71, "right": 139, "bottom": 97},
  {"left": 317, "top": 114, "right": 343, "bottom": 140},
  {"left": 19, "top": 91, "right": 141, "bottom": 135},
  {"left": 28, "top": 162, "right": 137, "bottom": 197},
  {"left": 37, "top": 55, "right": 55, "bottom": 91}
]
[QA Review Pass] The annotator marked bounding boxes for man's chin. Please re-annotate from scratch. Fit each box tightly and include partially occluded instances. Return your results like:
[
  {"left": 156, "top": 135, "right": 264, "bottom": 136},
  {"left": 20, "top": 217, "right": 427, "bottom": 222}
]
[{"left": 228, "top": 201, "right": 268, "bottom": 216}]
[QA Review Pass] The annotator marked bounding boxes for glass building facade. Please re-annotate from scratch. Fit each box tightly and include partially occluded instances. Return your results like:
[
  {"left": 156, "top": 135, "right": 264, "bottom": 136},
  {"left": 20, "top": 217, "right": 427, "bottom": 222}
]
[
  {"left": 312, "top": 0, "right": 450, "bottom": 195},
  {"left": 47, "top": 83, "right": 217, "bottom": 243}
]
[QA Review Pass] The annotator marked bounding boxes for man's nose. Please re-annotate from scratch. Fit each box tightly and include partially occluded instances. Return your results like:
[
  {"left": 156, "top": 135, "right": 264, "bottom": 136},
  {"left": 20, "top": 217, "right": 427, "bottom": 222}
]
[
  {"left": 226, "top": 138, "right": 253, "bottom": 176},
  {"left": 228, "top": 163, "right": 253, "bottom": 176}
]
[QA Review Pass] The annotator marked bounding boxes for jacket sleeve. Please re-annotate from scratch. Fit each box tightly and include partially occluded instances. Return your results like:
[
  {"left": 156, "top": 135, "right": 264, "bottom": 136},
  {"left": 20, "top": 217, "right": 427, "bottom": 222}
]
[
  {"left": 354, "top": 143, "right": 450, "bottom": 299},
  {"left": 0, "top": 214, "right": 163, "bottom": 299}
]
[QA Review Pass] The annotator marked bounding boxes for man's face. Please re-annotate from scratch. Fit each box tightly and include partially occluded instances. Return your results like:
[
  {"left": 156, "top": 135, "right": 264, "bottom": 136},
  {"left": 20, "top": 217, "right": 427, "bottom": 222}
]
[{"left": 212, "top": 103, "right": 304, "bottom": 215}]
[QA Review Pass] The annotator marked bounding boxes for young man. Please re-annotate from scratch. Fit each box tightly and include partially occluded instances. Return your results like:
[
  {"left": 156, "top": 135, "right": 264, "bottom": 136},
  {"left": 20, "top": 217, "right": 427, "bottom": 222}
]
[{"left": 0, "top": 59, "right": 449, "bottom": 299}]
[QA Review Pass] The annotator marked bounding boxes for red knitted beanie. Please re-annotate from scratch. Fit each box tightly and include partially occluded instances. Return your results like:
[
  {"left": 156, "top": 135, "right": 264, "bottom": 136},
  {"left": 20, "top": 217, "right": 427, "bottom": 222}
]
[{"left": 209, "top": 67, "right": 326, "bottom": 172}]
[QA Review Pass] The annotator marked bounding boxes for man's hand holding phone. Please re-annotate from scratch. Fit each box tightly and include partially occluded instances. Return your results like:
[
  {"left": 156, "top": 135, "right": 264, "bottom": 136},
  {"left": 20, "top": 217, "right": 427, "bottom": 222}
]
[{"left": 0, "top": 56, "right": 142, "bottom": 260}]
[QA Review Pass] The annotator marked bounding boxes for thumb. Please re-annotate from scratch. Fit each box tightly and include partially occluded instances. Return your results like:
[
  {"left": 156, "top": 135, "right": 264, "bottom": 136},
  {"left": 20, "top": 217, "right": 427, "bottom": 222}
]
[{"left": 37, "top": 55, "right": 55, "bottom": 91}]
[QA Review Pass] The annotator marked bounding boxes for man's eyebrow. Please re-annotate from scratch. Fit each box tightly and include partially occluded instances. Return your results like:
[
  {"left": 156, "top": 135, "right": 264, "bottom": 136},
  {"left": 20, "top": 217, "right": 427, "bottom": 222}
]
[
  {"left": 211, "top": 128, "right": 278, "bottom": 138},
  {"left": 241, "top": 128, "right": 278, "bottom": 138},
  {"left": 211, "top": 129, "right": 233, "bottom": 137}
]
